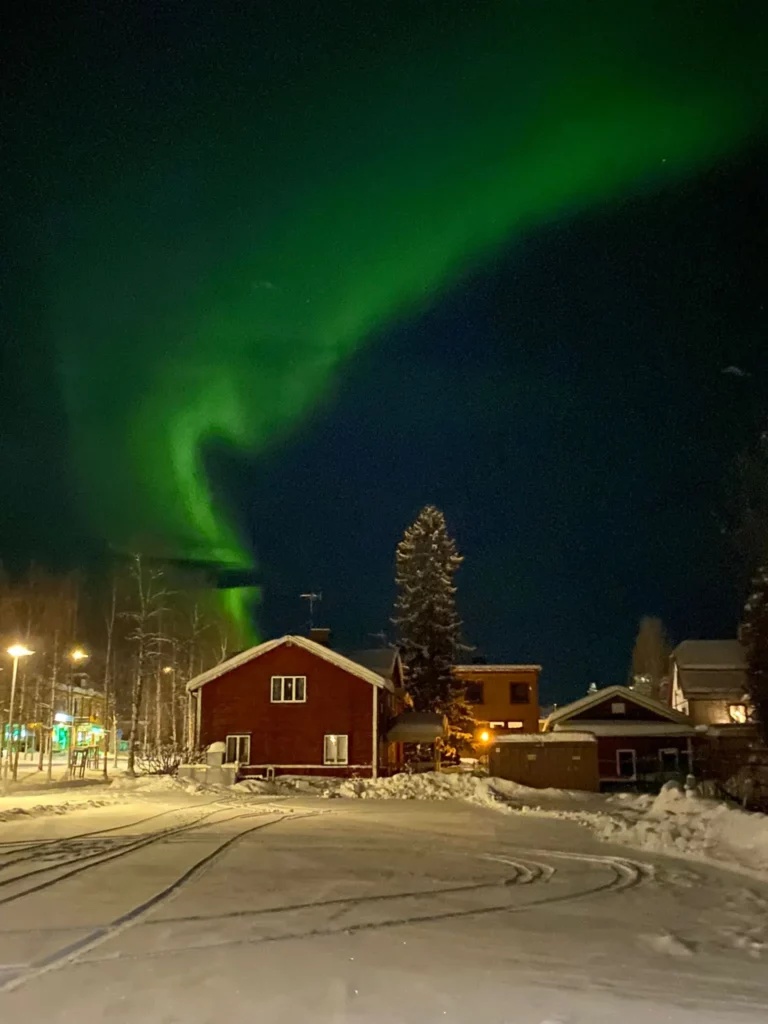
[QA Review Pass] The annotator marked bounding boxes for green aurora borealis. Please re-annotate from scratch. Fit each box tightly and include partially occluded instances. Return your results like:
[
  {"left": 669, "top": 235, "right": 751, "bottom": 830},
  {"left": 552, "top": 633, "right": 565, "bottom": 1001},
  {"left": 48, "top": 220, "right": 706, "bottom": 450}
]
[{"left": 33, "top": 3, "right": 767, "bottom": 639}]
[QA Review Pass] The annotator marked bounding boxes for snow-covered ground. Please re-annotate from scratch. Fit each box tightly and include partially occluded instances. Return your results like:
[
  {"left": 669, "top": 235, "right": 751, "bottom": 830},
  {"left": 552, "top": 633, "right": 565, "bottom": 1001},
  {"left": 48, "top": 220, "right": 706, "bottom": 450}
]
[
  {"left": 1, "top": 777, "right": 768, "bottom": 1022},
  {"left": 236, "top": 771, "right": 768, "bottom": 879}
]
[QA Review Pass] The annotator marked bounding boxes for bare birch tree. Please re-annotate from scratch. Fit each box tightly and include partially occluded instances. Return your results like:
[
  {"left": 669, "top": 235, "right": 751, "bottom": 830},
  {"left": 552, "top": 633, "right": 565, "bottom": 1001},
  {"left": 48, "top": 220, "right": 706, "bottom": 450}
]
[{"left": 121, "top": 555, "right": 168, "bottom": 776}]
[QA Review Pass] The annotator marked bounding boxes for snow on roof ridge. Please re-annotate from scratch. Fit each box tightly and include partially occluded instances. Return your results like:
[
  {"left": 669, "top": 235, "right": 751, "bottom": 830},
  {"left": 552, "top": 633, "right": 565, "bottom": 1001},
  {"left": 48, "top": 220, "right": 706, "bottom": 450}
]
[
  {"left": 493, "top": 731, "right": 596, "bottom": 743},
  {"left": 545, "top": 684, "right": 690, "bottom": 728},
  {"left": 453, "top": 664, "right": 542, "bottom": 672},
  {"left": 186, "top": 634, "right": 393, "bottom": 693}
]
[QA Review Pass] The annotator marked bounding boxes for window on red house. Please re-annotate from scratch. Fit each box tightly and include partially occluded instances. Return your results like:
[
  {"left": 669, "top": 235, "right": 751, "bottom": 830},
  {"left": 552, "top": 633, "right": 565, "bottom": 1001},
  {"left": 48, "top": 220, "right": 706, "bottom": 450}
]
[
  {"left": 271, "top": 676, "right": 307, "bottom": 702},
  {"left": 323, "top": 734, "right": 349, "bottom": 765}
]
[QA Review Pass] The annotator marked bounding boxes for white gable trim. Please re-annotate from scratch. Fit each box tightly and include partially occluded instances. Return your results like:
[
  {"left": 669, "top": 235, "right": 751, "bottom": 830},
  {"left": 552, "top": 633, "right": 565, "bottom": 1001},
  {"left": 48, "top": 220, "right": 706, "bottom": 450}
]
[
  {"left": 186, "top": 635, "right": 394, "bottom": 694},
  {"left": 545, "top": 685, "right": 690, "bottom": 729}
]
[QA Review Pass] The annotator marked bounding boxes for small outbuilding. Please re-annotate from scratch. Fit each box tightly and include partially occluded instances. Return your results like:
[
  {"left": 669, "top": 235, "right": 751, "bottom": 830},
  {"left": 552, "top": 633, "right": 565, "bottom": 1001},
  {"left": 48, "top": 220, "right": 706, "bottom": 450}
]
[
  {"left": 488, "top": 731, "right": 599, "bottom": 791},
  {"left": 544, "top": 684, "right": 696, "bottom": 788}
]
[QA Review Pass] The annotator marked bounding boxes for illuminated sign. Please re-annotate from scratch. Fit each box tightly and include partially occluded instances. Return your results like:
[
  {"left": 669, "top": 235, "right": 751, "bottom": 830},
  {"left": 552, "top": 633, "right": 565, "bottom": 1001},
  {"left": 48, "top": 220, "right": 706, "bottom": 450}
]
[{"left": 54, "top": 712, "right": 73, "bottom": 724}]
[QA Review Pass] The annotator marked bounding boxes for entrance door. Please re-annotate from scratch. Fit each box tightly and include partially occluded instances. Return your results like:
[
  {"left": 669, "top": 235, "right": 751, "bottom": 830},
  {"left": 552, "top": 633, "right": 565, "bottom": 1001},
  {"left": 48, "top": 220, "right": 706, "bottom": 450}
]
[{"left": 616, "top": 749, "right": 637, "bottom": 779}]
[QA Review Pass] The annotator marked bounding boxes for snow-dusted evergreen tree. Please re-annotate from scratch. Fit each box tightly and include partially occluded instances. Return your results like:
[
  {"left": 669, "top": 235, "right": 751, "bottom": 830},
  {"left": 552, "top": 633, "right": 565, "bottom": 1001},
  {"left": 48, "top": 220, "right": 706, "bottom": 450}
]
[
  {"left": 740, "top": 564, "right": 768, "bottom": 746},
  {"left": 392, "top": 505, "right": 473, "bottom": 756}
]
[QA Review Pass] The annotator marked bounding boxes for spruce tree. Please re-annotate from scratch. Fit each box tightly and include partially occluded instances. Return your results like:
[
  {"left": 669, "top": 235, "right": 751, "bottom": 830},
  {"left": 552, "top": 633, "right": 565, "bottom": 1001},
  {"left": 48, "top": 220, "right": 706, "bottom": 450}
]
[
  {"left": 741, "top": 564, "right": 768, "bottom": 746},
  {"left": 392, "top": 505, "right": 473, "bottom": 757}
]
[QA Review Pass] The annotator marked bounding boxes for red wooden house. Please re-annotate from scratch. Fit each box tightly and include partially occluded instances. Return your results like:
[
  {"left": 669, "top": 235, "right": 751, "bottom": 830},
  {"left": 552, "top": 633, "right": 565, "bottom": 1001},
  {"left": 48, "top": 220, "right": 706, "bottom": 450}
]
[
  {"left": 544, "top": 685, "right": 696, "bottom": 787},
  {"left": 186, "top": 634, "right": 405, "bottom": 778}
]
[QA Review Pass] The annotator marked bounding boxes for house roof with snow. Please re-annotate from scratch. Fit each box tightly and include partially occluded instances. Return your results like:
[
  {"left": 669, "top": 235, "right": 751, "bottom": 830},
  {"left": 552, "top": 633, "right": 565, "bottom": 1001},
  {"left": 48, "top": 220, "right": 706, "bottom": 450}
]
[
  {"left": 672, "top": 640, "right": 748, "bottom": 699},
  {"left": 186, "top": 635, "right": 394, "bottom": 693},
  {"left": 343, "top": 648, "right": 403, "bottom": 685},
  {"left": 544, "top": 684, "right": 694, "bottom": 736},
  {"left": 673, "top": 639, "right": 746, "bottom": 670}
]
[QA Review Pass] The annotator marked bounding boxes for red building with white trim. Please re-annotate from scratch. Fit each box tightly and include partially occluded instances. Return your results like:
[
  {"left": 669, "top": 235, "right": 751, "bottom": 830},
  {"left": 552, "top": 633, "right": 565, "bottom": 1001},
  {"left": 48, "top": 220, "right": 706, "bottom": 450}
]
[
  {"left": 187, "top": 635, "right": 405, "bottom": 778},
  {"left": 544, "top": 685, "right": 696, "bottom": 787}
]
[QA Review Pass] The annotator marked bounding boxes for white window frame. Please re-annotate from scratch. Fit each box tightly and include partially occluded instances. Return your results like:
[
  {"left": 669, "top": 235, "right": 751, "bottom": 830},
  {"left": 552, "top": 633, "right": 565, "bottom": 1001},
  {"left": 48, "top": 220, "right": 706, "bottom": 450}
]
[
  {"left": 270, "top": 675, "right": 307, "bottom": 703},
  {"left": 616, "top": 748, "right": 637, "bottom": 779},
  {"left": 507, "top": 720, "right": 524, "bottom": 729},
  {"left": 323, "top": 734, "right": 349, "bottom": 766},
  {"left": 658, "top": 747, "right": 679, "bottom": 772},
  {"left": 489, "top": 721, "right": 506, "bottom": 729},
  {"left": 225, "top": 734, "right": 251, "bottom": 764}
]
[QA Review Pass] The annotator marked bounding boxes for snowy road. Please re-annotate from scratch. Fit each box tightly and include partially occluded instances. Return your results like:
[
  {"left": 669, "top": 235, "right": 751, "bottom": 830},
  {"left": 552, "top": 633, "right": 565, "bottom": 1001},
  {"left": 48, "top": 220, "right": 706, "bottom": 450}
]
[{"left": 1, "top": 791, "right": 768, "bottom": 1023}]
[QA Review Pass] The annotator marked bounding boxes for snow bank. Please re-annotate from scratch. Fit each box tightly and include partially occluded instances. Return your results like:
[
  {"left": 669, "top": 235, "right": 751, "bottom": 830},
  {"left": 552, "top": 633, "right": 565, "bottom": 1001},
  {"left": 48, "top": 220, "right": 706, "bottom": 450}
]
[
  {"left": 592, "top": 781, "right": 768, "bottom": 876},
  {"left": 0, "top": 796, "right": 117, "bottom": 822},
  {"left": 330, "top": 771, "right": 573, "bottom": 809},
  {"left": 328, "top": 773, "right": 768, "bottom": 877}
]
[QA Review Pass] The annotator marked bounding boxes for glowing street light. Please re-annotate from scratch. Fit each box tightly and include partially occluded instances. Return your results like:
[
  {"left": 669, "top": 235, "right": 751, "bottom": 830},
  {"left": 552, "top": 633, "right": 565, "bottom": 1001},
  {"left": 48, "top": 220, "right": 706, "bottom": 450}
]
[
  {"left": 8, "top": 644, "right": 33, "bottom": 660},
  {"left": 4, "top": 643, "right": 34, "bottom": 785},
  {"left": 479, "top": 730, "right": 491, "bottom": 744},
  {"left": 69, "top": 647, "right": 89, "bottom": 663}
]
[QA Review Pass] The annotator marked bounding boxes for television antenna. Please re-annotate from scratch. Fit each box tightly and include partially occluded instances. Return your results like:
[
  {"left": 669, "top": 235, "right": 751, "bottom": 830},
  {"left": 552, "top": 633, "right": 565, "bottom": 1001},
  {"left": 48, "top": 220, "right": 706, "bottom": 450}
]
[{"left": 300, "top": 591, "right": 322, "bottom": 630}]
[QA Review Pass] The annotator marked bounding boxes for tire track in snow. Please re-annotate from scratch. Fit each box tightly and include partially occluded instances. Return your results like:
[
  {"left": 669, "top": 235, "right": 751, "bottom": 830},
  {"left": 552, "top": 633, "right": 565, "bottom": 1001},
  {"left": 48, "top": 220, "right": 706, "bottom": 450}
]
[
  {"left": 0, "top": 799, "right": 225, "bottom": 871},
  {"left": 0, "top": 811, "right": 317, "bottom": 991},
  {"left": 71, "top": 849, "right": 650, "bottom": 965},
  {"left": 0, "top": 805, "right": 281, "bottom": 907}
]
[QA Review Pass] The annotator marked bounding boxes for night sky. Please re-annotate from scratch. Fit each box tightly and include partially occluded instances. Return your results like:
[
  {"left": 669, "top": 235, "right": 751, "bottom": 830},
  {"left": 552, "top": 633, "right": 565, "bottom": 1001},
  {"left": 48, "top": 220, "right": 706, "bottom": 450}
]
[{"left": 2, "top": 2, "right": 767, "bottom": 702}]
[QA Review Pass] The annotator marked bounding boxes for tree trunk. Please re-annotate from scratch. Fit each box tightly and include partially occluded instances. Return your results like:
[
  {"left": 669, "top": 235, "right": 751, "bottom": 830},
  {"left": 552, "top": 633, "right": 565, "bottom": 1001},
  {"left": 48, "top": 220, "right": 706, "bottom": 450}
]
[
  {"left": 47, "top": 633, "right": 59, "bottom": 782},
  {"left": 126, "top": 643, "right": 144, "bottom": 776},
  {"left": 102, "top": 580, "right": 116, "bottom": 781},
  {"left": 170, "top": 678, "right": 178, "bottom": 749},
  {"left": 155, "top": 664, "right": 162, "bottom": 749}
]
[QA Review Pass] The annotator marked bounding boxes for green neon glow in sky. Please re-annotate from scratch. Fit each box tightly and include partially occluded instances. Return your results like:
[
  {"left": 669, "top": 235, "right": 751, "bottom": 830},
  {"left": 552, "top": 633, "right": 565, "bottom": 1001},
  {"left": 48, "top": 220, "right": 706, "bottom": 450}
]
[{"left": 48, "top": 3, "right": 765, "bottom": 640}]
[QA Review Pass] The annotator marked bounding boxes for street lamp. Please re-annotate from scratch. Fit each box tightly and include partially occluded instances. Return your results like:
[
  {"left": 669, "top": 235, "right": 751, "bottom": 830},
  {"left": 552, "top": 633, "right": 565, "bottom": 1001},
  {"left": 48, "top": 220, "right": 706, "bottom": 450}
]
[
  {"left": 67, "top": 647, "right": 89, "bottom": 765},
  {"left": 4, "top": 644, "right": 34, "bottom": 784}
]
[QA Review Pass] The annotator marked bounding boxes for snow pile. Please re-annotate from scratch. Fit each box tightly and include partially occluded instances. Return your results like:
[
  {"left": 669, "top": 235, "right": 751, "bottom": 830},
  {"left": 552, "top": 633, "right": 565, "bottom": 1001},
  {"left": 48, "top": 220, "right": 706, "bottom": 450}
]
[
  {"left": 0, "top": 796, "right": 117, "bottom": 822},
  {"left": 336, "top": 771, "right": 504, "bottom": 808},
  {"left": 592, "top": 781, "right": 768, "bottom": 875},
  {"left": 332, "top": 771, "right": 570, "bottom": 809}
]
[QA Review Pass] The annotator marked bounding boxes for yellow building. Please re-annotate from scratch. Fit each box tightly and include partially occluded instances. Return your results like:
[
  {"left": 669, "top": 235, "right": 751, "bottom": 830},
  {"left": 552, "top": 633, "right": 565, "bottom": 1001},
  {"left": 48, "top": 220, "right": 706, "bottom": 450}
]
[{"left": 452, "top": 663, "right": 541, "bottom": 745}]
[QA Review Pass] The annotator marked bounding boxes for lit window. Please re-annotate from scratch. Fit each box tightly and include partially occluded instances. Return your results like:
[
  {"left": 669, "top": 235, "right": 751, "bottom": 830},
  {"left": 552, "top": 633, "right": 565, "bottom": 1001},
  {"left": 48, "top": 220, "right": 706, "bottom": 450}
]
[
  {"left": 611, "top": 702, "right": 626, "bottom": 714},
  {"left": 225, "top": 734, "right": 251, "bottom": 763},
  {"left": 507, "top": 721, "right": 524, "bottom": 729},
  {"left": 728, "top": 704, "right": 748, "bottom": 724},
  {"left": 490, "top": 720, "right": 505, "bottom": 728},
  {"left": 323, "top": 734, "right": 349, "bottom": 765},
  {"left": 271, "top": 676, "right": 307, "bottom": 703}
]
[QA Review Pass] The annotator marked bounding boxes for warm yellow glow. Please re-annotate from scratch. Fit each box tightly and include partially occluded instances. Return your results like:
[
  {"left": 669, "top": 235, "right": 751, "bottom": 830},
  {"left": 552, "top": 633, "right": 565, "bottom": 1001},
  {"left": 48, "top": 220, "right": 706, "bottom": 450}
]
[
  {"left": 728, "top": 704, "right": 748, "bottom": 724},
  {"left": 162, "top": 665, "right": 174, "bottom": 674},
  {"left": 7, "top": 644, "right": 33, "bottom": 659},
  {"left": 69, "top": 648, "right": 89, "bottom": 662},
  {"left": 479, "top": 730, "right": 490, "bottom": 743}
]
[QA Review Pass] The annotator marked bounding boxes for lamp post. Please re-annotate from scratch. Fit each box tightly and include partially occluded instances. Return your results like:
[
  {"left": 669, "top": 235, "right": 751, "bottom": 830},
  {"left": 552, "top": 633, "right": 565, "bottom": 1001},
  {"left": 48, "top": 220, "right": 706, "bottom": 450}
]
[
  {"left": 4, "top": 644, "right": 34, "bottom": 786},
  {"left": 67, "top": 648, "right": 89, "bottom": 776}
]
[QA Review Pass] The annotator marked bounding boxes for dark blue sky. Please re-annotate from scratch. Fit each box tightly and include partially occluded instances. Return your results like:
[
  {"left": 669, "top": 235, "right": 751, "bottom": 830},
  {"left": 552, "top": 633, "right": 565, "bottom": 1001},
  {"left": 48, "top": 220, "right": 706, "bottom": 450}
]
[{"left": 215, "top": 147, "right": 767, "bottom": 704}]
